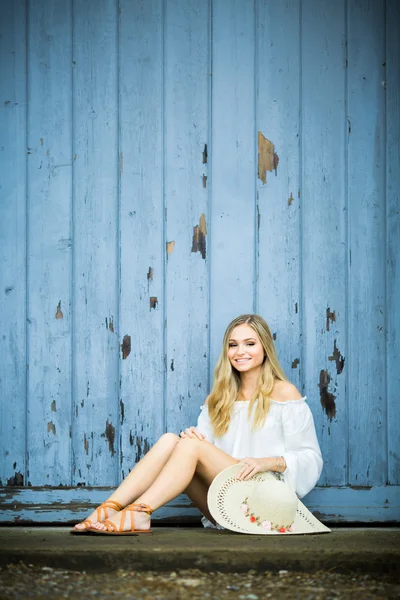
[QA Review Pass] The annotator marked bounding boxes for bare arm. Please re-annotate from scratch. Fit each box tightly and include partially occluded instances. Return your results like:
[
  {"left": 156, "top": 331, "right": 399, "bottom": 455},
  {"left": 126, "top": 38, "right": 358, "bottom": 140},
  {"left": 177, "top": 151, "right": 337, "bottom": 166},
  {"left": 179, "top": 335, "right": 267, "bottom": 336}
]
[{"left": 235, "top": 456, "right": 287, "bottom": 481}]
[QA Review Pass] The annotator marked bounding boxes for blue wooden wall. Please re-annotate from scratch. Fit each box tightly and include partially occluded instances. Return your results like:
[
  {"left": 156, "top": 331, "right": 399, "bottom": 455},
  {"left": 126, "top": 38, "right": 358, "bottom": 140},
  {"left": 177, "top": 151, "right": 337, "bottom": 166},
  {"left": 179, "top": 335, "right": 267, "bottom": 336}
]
[{"left": 0, "top": 0, "right": 399, "bottom": 523}]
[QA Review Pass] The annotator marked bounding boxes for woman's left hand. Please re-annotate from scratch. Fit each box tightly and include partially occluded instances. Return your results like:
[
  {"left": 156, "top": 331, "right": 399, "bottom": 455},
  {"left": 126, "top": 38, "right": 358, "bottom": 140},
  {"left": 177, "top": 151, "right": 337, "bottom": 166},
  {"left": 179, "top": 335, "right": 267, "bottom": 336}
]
[{"left": 236, "top": 457, "right": 269, "bottom": 481}]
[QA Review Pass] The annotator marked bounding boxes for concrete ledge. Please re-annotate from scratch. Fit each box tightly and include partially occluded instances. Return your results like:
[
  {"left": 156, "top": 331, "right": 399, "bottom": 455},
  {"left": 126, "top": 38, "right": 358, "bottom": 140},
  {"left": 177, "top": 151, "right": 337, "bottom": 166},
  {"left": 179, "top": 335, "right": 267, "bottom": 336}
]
[{"left": 0, "top": 527, "right": 399, "bottom": 577}]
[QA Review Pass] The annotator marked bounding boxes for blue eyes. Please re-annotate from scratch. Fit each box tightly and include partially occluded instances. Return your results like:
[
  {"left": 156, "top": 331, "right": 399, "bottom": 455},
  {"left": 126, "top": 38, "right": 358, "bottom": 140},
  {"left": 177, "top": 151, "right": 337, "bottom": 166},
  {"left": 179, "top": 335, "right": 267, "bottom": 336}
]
[{"left": 229, "top": 343, "right": 255, "bottom": 347}]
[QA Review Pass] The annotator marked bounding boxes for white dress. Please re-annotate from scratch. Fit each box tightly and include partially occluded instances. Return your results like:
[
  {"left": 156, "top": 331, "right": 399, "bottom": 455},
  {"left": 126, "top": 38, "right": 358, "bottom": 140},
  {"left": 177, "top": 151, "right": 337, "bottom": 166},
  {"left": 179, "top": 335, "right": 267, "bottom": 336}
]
[{"left": 196, "top": 397, "right": 323, "bottom": 529}]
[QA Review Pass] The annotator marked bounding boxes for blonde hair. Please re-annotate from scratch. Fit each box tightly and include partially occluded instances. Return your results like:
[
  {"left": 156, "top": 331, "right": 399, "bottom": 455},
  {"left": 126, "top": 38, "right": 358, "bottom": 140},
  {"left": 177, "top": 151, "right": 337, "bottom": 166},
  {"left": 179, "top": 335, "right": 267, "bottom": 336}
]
[{"left": 207, "top": 314, "right": 287, "bottom": 437}]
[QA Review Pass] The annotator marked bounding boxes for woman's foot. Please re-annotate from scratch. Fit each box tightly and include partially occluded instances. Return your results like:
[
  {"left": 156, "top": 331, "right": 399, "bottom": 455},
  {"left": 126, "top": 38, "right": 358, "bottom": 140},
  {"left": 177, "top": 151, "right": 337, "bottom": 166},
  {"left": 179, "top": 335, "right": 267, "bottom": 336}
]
[
  {"left": 90, "top": 503, "right": 152, "bottom": 533},
  {"left": 73, "top": 500, "right": 123, "bottom": 531}
]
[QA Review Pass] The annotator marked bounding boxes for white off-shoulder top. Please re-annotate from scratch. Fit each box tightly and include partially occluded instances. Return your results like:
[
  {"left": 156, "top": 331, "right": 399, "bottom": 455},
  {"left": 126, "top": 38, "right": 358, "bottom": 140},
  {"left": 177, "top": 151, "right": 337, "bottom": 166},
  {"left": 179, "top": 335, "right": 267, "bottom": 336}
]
[{"left": 196, "top": 396, "right": 323, "bottom": 500}]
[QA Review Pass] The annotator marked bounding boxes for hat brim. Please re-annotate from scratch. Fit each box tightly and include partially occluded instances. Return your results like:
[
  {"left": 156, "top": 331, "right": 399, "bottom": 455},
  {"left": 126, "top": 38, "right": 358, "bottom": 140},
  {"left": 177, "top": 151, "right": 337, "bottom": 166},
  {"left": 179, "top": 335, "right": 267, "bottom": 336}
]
[{"left": 207, "top": 464, "right": 331, "bottom": 535}]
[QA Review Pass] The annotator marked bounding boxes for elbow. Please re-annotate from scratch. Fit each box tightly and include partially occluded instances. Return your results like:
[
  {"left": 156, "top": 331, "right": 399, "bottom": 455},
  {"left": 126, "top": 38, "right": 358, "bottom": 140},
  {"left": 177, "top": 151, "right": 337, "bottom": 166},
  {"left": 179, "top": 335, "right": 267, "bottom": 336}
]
[
  {"left": 284, "top": 450, "right": 323, "bottom": 499},
  {"left": 314, "top": 451, "right": 323, "bottom": 481},
  {"left": 296, "top": 475, "right": 318, "bottom": 499},
  {"left": 299, "top": 454, "right": 323, "bottom": 498}
]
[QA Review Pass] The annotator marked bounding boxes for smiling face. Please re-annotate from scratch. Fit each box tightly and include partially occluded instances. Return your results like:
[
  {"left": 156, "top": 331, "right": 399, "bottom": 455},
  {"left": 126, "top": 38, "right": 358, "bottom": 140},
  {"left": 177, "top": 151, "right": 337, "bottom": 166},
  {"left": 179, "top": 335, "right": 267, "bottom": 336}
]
[{"left": 227, "top": 323, "right": 266, "bottom": 375}]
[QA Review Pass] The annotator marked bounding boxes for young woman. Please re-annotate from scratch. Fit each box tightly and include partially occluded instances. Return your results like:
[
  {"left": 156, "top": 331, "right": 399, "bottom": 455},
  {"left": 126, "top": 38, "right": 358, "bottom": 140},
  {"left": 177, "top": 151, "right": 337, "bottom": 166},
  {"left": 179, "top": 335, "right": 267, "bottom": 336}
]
[{"left": 72, "top": 314, "right": 323, "bottom": 535}]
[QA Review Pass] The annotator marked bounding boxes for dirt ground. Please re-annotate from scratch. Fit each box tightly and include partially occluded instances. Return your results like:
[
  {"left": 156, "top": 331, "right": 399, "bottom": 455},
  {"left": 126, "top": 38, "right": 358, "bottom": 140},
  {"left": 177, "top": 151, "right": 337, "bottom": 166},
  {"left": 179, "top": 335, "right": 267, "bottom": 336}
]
[{"left": 0, "top": 564, "right": 398, "bottom": 600}]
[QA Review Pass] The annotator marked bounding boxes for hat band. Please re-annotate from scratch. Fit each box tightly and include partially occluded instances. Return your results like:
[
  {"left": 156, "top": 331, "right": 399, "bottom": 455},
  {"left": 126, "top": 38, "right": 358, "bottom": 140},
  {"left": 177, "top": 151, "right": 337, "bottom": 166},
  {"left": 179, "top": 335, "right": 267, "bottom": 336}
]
[{"left": 241, "top": 496, "right": 295, "bottom": 533}]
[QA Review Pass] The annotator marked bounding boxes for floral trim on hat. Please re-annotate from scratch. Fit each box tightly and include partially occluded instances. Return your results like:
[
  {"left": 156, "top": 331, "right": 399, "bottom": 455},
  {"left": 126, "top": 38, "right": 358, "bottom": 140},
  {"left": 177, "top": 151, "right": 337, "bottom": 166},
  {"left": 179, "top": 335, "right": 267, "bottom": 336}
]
[{"left": 241, "top": 497, "right": 295, "bottom": 533}]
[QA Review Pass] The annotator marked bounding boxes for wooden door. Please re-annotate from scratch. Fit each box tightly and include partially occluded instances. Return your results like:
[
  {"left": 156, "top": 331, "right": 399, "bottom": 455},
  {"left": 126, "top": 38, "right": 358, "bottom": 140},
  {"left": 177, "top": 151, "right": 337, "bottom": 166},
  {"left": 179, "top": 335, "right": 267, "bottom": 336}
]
[{"left": 0, "top": 0, "right": 398, "bottom": 523}]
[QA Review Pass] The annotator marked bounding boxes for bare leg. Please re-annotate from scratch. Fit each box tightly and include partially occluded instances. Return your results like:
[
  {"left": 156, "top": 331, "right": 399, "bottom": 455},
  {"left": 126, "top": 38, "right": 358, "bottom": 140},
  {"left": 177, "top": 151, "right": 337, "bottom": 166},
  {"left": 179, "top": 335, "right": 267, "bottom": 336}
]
[
  {"left": 107, "top": 433, "right": 180, "bottom": 505},
  {"left": 92, "top": 437, "right": 238, "bottom": 531},
  {"left": 74, "top": 433, "right": 179, "bottom": 530},
  {"left": 184, "top": 472, "right": 216, "bottom": 525}
]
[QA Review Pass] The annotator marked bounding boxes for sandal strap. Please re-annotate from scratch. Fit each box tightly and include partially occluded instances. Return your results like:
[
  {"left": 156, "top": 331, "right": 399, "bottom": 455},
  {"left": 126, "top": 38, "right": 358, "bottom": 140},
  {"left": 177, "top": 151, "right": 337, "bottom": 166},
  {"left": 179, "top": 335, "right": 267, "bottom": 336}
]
[
  {"left": 95, "top": 499, "right": 123, "bottom": 521},
  {"left": 102, "top": 500, "right": 124, "bottom": 512},
  {"left": 127, "top": 503, "right": 154, "bottom": 515},
  {"left": 120, "top": 508, "right": 128, "bottom": 532},
  {"left": 116, "top": 503, "right": 153, "bottom": 532},
  {"left": 101, "top": 519, "right": 118, "bottom": 532},
  {"left": 94, "top": 503, "right": 153, "bottom": 533},
  {"left": 80, "top": 519, "right": 94, "bottom": 530}
]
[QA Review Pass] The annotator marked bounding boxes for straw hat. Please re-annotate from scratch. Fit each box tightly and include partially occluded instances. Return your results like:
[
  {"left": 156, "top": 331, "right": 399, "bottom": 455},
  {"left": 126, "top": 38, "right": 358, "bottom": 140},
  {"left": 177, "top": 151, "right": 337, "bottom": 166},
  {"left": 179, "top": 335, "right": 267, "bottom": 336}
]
[{"left": 207, "top": 464, "right": 331, "bottom": 535}]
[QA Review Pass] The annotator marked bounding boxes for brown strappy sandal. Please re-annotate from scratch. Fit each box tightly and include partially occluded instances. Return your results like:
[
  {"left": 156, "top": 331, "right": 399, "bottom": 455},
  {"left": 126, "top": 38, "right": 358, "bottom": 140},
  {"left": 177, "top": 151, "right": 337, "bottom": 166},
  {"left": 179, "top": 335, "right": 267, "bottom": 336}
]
[
  {"left": 89, "top": 503, "right": 153, "bottom": 535},
  {"left": 70, "top": 499, "right": 123, "bottom": 535}
]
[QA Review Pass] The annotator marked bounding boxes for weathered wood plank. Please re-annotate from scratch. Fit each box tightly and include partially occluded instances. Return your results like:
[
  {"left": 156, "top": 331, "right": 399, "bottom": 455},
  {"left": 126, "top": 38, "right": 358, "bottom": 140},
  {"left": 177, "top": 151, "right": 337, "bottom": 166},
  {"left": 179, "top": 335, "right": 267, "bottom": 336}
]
[
  {"left": 72, "top": 0, "right": 119, "bottom": 486},
  {"left": 118, "top": 0, "right": 165, "bottom": 479},
  {"left": 347, "top": 0, "right": 386, "bottom": 485},
  {"left": 304, "top": 485, "right": 400, "bottom": 523},
  {"left": 164, "top": 0, "right": 210, "bottom": 433},
  {"left": 26, "top": 0, "right": 72, "bottom": 485},
  {"left": 256, "top": 0, "right": 301, "bottom": 389},
  {"left": 386, "top": 0, "right": 400, "bottom": 485},
  {"left": 210, "top": 0, "right": 256, "bottom": 369},
  {"left": 301, "top": 0, "right": 347, "bottom": 486},
  {"left": 0, "top": 489, "right": 200, "bottom": 524},
  {"left": 0, "top": 0, "right": 27, "bottom": 487},
  {"left": 0, "top": 485, "right": 398, "bottom": 524}
]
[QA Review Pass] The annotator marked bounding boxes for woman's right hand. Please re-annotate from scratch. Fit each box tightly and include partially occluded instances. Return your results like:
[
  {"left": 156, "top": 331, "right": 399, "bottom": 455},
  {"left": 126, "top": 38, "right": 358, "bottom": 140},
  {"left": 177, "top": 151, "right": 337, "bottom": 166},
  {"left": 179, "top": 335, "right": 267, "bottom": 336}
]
[{"left": 179, "top": 426, "right": 204, "bottom": 440}]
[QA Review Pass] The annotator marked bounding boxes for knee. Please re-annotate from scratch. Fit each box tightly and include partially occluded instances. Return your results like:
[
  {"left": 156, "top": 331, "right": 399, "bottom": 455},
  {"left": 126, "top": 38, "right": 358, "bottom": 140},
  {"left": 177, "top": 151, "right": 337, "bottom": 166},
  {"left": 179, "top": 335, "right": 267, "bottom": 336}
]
[
  {"left": 159, "top": 432, "right": 180, "bottom": 447},
  {"left": 177, "top": 436, "right": 201, "bottom": 452}
]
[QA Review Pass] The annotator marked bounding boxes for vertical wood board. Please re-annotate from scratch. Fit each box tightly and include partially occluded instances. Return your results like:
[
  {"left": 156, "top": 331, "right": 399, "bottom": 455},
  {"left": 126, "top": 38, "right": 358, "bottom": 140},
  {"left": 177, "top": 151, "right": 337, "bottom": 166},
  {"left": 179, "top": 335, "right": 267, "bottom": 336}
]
[
  {"left": 256, "top": 0, "right": 301, "bottom": 390},
  {"left": 118, "top": 0, "right": 165, "bottom": 479},
  {"left": 164, "top": 0, "right": 210, "bottom": 433},
  {"left": 301, "top": 0, "right": 347, "bottom": 486},
  {"left": 0, "top": 0, "right": 27, "bottom": 486},
  {"left": 210, "top": 0, "right": 257, "bottom": 370},
  {"left": 347, "top": 0, "right": 386, "bottom": 485},
  {"left": 386, "top": 0, "right": 400, "bottom": 485},
  {"left": 26, "top": 0, "right": 72, "bottom": 485},
  {"left": 72, "top": 0, "right": 119, "bottom": 486}
]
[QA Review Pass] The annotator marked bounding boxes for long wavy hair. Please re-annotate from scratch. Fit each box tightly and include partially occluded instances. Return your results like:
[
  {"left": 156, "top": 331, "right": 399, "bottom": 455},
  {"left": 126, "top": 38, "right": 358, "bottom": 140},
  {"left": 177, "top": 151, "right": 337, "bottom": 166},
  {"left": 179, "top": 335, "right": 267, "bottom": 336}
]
[{"left": 207, "top": 314, "right": 287, "bottom": 437}]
